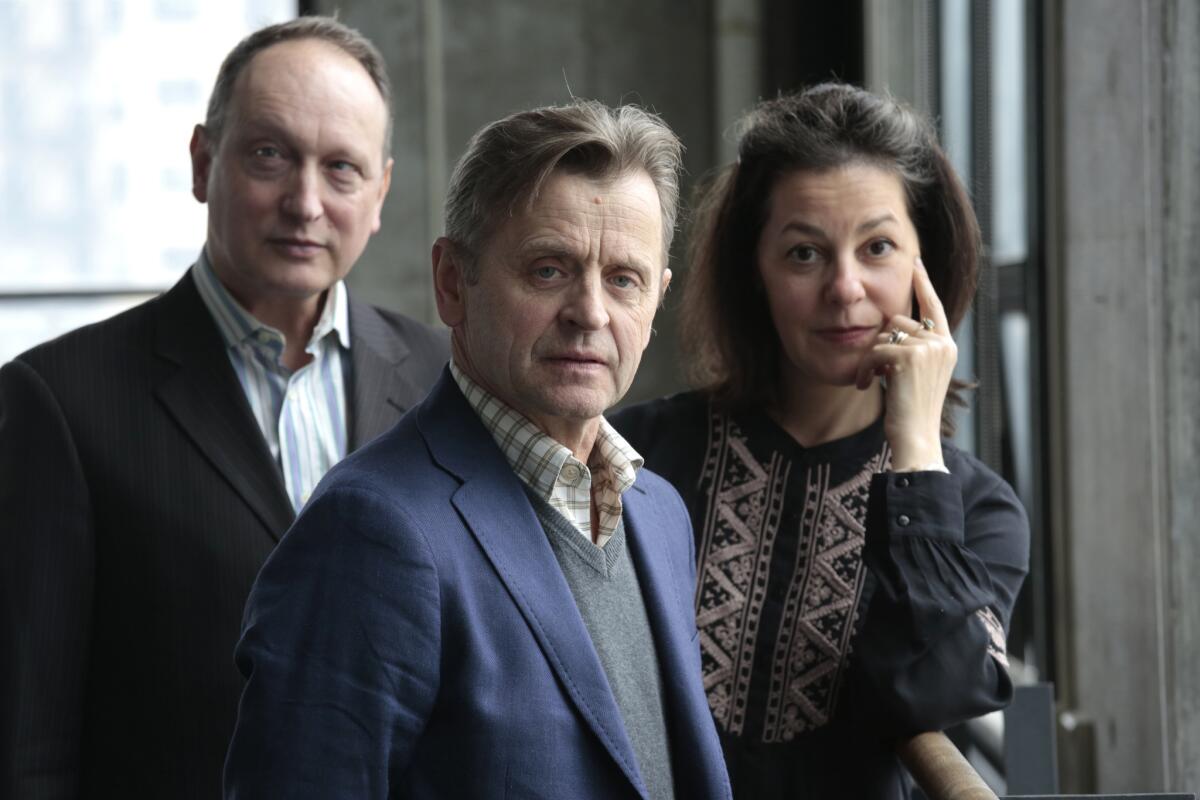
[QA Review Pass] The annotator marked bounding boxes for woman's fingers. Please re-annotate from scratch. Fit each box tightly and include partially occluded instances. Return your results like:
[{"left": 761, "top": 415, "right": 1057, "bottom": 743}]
[
  {"left": 856, "top": 346, "right": 896, "bottom": 389},
  {"left": 912, "top": 256, "right": 950, "bottom": 332}
]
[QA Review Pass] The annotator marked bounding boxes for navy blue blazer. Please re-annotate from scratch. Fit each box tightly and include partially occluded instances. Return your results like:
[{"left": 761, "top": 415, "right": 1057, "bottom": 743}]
[{"left": 224, "top": 370, "right": 732, "bottom": 799}]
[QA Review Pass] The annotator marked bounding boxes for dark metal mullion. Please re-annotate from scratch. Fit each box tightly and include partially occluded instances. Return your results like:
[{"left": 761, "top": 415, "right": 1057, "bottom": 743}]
[
  {"left": 971, "top": 0, "right": 1004, "bottom": 473},
  {"left": 1024, "top": 0, "right": 1055, "bottom": 685}
]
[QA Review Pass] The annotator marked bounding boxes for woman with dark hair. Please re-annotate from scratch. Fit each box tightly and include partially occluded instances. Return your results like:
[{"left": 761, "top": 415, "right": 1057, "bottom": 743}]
[{"left": 613, "top": 83, "right": 1029, "bottom": 798}]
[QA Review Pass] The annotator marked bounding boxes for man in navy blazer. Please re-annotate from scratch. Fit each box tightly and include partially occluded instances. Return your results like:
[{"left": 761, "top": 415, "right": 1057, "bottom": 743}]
[{"left": 224, "top": 102, "right": 731, "bottom": 798}]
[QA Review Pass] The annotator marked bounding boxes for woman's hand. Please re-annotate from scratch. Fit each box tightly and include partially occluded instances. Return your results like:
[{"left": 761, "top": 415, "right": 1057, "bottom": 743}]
[{"left": 854, "top": 257, "right": 957, "bottom": 472}]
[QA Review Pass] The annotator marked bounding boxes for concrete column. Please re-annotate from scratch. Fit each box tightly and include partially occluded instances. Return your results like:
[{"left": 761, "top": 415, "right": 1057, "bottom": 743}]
[
  {"left": 1160, "top": 0, "right": 1200, "bottom": 790},
  {"left": 1047, "top": 0, "right": 1200, "bottom": 791}
]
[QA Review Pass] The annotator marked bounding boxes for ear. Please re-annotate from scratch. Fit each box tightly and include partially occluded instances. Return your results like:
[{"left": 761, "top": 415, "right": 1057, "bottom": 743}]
[
  {"left": 189, "top": 125, "right": 214, "bottom": 203},
  {"left": 371, "top": 157, "right": 394, "bottom": 234},
  {"left": 432, "top": 236, "right": 467, "bottom": 328}
]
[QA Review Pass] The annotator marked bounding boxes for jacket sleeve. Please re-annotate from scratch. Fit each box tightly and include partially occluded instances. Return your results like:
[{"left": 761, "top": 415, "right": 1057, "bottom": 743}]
[
  {"left": 223, "top": 483, "right": 442, "bottom": 800},
  {"left": 844, "top": 460, "right": 1030, "bottom": 738},
  {"left": 0, "top": 359, "right": 94, "bottom": 800}
]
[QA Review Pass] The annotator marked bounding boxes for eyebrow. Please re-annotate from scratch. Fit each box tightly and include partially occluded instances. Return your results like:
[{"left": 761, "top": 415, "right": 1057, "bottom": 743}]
[
  {"left": 239, "top": 119, "right": 374, "bottom": 165},
  {"left": 516, "top": 239, "right": 578, "bottom": 263},
  {"left": 780, "top": 213, "right": 899, "bottom": 238},
  {"left": 516, "top": 238, "right": 655, "bottom": 276},
  {"left": 856, "top": 213, "right": 900, "bottom": 233}
]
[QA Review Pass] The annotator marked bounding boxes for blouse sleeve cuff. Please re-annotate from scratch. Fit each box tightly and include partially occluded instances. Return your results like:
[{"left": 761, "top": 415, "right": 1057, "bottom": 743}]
[{"left": 867, "top": 471, "right": 965, "bottom": 545}]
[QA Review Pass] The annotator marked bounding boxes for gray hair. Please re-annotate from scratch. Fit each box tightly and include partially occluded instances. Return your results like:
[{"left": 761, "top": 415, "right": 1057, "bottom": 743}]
[
  {"left": 444, "top": 100, "right": 684, "bottom": 280},
  {"left": 203, "top": 16, "right": 393, "bottom": 159}
]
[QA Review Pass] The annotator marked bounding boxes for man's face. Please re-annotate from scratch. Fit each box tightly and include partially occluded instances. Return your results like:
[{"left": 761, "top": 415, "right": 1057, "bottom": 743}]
[
  {"left": 439, "top": 169, "right": 669, "bottom": 434},
  {"left": 190, "top": 39, "right": 392, "bottom": 306}
]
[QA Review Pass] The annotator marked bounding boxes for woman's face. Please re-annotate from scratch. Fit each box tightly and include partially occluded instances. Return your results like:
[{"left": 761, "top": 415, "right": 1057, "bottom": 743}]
[{"left": 756, "top": 163, "right": 921, "bottom": 389}]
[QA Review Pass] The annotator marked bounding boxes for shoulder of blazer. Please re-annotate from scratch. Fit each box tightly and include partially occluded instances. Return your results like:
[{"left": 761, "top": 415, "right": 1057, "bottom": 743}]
[
  {"left": 13, "top": 278, "right": 185, "bottom": 394},
  {"left": 346, "top": 295, "right": 449, "bottom": 375}
]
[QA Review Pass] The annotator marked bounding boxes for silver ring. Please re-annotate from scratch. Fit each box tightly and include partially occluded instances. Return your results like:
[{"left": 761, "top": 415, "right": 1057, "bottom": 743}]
[
  {"left": 888, "top": 328, "right": 909, "bottom": 345},
  {"left": 921, "top": 318, "right": 936, "bottom": 331}
]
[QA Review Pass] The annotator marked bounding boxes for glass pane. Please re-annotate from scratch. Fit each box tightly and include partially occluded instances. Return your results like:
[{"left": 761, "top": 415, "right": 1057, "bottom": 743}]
[
  {"left": 0, "top": 0, "right": 295, "bottom": 292},
  {"left": 940, "top": 0, "right": 977, "bottom": 455},
  {"left": 939, "top": 0, "right": 972, "bottom": 182},
  {"left": 990, "top": 0, "right": 1028, "bottom": 266},
  {"left": 0, "top": 295, "right": 155, "bottom": 365}
]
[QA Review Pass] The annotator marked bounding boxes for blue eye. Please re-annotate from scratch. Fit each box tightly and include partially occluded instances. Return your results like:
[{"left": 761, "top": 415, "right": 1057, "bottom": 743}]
[
  {"left": 610, "top": 274, "right": 636, "bottom": 289},
  {"left": 533, "top": 265, "right": 561, "bottom": 280},
  {"left": 253, "top": 145, "right": 282, "bottom": 159}
]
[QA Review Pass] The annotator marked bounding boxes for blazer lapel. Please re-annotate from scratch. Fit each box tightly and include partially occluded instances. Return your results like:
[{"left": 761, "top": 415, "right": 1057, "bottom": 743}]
[
  {"left": 152, "top": 270, "right": 294, "bottom": 540},
  {"left": 623, "top": 486, "right": 730, "bottom": 798},
  {"left": 347, "top": 297, "right": 422, "bottom": 450},
  {"left": 417, "top": 374, "right": 648, "bottom": 797}
]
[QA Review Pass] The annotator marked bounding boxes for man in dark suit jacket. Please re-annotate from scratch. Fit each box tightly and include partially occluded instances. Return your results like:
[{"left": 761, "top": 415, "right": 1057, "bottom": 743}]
[
  {"left": 0, "top": 18, "right": 447, "bottom": 799},
  {"left": 224, "top": 102, "right": 731, "bottom": 798}
]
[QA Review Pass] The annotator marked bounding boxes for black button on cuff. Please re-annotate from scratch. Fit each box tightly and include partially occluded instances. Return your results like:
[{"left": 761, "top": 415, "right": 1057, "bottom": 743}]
[
  {"left": 897, "top": 476, "right": 911, "bottom": 488},
  {"left": 896, "top": 514, "right": 911, "bottom": 527}
]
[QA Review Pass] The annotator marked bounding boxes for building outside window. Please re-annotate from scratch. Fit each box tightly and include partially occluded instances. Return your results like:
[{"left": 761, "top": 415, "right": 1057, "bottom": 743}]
[{"left": 0, "top": 0, "right": 295, "bottom": 363}]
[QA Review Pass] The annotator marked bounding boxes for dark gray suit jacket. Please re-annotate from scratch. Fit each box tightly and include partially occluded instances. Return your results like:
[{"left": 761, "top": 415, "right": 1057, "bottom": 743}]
[{"left": 0, "top": 268, "right": 449, "bottom": 799}]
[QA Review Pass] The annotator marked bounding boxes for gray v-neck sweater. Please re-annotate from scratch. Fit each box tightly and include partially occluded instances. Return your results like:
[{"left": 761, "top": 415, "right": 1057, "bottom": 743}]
[{"left": 527, "top": 492, "right": 676, "bottom": 800}]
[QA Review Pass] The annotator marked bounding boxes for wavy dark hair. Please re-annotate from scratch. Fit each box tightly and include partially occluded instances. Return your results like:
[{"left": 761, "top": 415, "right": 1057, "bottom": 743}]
[{"left": 682, "top": 83, "right": 980, "bottom": 434}]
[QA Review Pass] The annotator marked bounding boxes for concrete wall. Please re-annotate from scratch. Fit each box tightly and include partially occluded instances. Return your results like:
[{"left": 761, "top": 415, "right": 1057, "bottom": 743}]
[
  {"left": 317, "top": 0, "right": 718, "bottom": 405},
  {"left": 1047, "top": 0, "right": 1200, "bottom": 791}
]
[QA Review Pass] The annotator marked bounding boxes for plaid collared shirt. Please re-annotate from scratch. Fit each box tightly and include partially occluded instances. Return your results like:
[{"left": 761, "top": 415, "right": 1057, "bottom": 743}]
[
  {"left": 450, "top": 361, "right": 643, "bottom": 547},
  {"left": 194, "top": 249, "right": 350, "bottom": 512}
]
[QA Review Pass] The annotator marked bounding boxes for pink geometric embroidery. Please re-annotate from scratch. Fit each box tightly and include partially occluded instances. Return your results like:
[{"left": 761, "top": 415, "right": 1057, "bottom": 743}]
[
  {"left": 978, "top": 606, "right": 1009, "bottom": 669},
  {"left": 694, "top": 409, "right": 889, "bottom": 740},
  {"left": 763, "top": 448, "right": 889, "bottom": 741},
  {"left": 695, "top": 414, "right": 788, "bottom": 734}
]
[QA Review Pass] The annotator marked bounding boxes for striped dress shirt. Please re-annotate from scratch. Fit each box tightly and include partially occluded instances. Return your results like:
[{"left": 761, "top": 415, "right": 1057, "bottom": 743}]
[
  {"left": 193, "top": 251, "right": 349, "bottom": 511},
  {"left": 450, "top": 360, "right": 642, "bottom": 547}
]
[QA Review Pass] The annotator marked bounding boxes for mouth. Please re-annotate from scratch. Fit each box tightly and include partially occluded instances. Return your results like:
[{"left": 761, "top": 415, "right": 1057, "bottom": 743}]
[
  {"left": 813, "top": 326, "right": 876, "bottom": 345},
  {"left": 268, "top": 237, "right": 326, "bottom": 257},
  {"left": 542, "top": 352, "right": 609, "bottom": 369}
]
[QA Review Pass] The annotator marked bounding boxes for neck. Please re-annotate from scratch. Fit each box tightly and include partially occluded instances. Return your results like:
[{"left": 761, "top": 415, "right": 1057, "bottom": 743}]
[
  {"left": 771, "top": 371, "right": 882, "bottom": 448},
  {"left": 452, "top": 336, "right": 601, "bottom": 463},
  {"left": 251, "top": 295, "right": 327, "bottom": 371},
  {"left": 221, "top": 282, "right": 327, "bottom": 372},
  {"left": 536, "top": 416, "right": 602, "bottom": 464}
]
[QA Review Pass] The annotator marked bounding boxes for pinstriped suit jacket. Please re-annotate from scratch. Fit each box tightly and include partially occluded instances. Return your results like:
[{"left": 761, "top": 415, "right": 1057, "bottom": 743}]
[{"left": 0, "top": 268, "right": 449, "bottom": 800}]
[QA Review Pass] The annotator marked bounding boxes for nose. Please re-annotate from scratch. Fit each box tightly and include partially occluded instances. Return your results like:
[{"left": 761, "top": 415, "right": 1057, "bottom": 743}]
[
  {"left": 280, "top": 164, "right": 324, "bottom": 222},
  {"left": 823, "top": 252, "right": 867, "bottom": 306},
  {"left": 560, "top": 272, "right": 610, "bottom": 331}
]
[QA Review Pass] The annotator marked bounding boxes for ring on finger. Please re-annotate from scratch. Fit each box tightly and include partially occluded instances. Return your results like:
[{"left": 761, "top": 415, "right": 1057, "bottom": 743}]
[
  {"left": 921, "top": 318, "right": 936, "bottom": 331},
  {"left": 888, "top": 328, "right": 909, "bottom": 345}
]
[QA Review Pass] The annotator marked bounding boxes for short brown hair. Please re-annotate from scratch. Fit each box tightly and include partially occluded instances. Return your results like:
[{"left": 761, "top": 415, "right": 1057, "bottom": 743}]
[
  {"left": 203, "top": 16, "right": 392, "bottom": 159},
  {"left": 443, "top": 100, "right": 683, "bottom": 279},
  {"left": 683, "top": 83, "right": 980, "bottom": 434}
]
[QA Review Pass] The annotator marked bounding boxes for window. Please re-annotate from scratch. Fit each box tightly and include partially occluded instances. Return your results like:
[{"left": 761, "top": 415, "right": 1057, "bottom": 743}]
[{"left": 0, "top": 0, "right": 295, "bottom": 363}]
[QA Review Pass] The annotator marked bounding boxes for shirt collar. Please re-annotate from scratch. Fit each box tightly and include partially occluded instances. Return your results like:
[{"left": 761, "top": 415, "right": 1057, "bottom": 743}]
[
  {"left": 449, "top": 359, "right": 643, "bottom": 500},
  {"left": 193, "top": 247, "right": 351, "bottom": 352}
]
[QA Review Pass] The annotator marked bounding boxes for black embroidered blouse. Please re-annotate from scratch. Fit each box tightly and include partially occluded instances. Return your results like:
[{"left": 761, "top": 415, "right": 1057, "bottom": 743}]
[{"left": 612, "top": 392, "right": 1029, "bottom": 799}]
